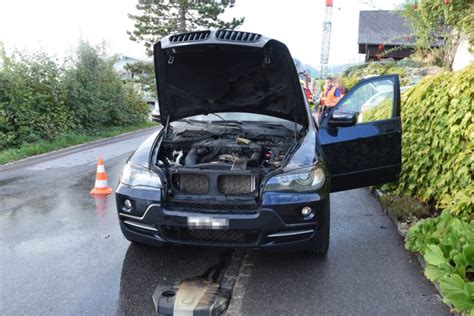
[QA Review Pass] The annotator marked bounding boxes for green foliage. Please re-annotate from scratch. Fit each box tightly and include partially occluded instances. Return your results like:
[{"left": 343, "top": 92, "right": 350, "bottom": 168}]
[
  {"left": 380, "top": 63, "right": 474, "bottom": 313},
  {"left": 363, "top": 98, "right": 393, "bottom": 122},
  {"left": 123, "top": 61, "right": 156, "bottom": 94},
  {"left": 128, "top": 0, "right": 244, "bottom": 55},
  {"left": 406, "top": 211, "right": 474, "bottom": 313},
  {"left": 401, "top": 0, "right": 474, "bottom": 68},
  {"left": 342, "top": 60, "right": 412, "bottom": 89},
  {"left": 0, "top": 48, "right": 73, "bottom": 148},
  {"left": 63, "top": 42, "right": 148, "bottom": 131},
  {"left": 0, "top": 41, "right": 150, "bottom": 151},
  {"left": 392, "top": 63, "right": 474, "bottom": 216}
]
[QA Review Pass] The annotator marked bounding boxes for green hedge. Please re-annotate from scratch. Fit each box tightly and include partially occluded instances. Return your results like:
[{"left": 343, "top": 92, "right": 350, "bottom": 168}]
[
  {"left": 393, "top": 63, "right": 473, "bottom": 216},
  {"left": 0, "top": 42, "right": 149, "bottom": 150},
  {"left": 0, "top": 51, "right": 73, "bottom": 147},
  {"left": 395, "top": 63, "right": 474, "bottom": 314}
]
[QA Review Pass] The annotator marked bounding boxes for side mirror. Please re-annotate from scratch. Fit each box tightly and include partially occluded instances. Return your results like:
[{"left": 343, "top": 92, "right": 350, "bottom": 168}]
[{"left": 328, "top": 110, "right": 356, "bottom": 127}]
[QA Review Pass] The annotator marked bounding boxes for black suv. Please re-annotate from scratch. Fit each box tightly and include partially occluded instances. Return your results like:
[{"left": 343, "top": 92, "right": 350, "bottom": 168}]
[{"left": 115, "top": 30, "right": 401, "bottom": 254}]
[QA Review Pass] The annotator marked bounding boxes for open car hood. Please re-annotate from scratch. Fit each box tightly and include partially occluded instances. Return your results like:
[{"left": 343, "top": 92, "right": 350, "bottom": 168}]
[{"left": 153, "top": 30, "right": 308, "bottom": 126}]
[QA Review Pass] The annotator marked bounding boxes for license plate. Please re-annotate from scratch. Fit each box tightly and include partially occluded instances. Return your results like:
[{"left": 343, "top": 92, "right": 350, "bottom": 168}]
[{"left": 187, "top": 217, "right": 229, "bottom": 229}]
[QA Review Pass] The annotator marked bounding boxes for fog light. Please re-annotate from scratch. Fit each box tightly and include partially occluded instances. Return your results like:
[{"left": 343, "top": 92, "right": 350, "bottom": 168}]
[
  {"left": 301, "top": 206, "right": 312, "bottom": 217},
  {"left": 123, "top": 199, "right": 132, "bottom": 212}
]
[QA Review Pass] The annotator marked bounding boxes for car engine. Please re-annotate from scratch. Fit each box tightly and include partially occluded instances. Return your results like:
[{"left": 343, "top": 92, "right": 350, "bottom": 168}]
[{"left": 156, "top": 124, "right": 295, "bottom": 197}]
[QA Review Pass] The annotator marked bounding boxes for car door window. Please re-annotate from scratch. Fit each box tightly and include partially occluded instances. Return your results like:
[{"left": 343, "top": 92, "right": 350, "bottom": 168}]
[{"left": 336, "top": 78, "right": 395, "bottom": 123}]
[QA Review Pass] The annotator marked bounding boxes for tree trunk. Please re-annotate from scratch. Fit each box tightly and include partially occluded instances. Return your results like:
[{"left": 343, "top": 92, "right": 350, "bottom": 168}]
[{"left": 178, "top": 2, "right": 186, "bottom": 32}]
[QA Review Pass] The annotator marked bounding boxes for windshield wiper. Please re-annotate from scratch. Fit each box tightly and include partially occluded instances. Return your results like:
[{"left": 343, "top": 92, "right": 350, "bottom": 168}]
[
  {"left": 178, "top": 118, "right": 209, "bottom": 125},
  {"left": 210, "top": 120, "right": 242, "bottom": 125}
]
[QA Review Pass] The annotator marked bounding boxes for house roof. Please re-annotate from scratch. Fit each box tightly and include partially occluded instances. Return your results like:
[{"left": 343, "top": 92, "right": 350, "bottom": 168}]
[{"left": 358, "top": 10, "right": 415, "bottom": 46}]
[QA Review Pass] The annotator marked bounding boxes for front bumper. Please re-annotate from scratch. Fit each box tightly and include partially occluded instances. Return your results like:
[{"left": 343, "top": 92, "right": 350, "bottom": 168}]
[{"left": 115, "top": 184, "right": 329, "bottom": 248}]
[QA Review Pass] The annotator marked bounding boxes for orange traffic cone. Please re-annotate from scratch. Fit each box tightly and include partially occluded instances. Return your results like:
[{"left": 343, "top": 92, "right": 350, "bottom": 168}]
[{"left": 90, "top": 158, "right": 112, "bottom": 195}]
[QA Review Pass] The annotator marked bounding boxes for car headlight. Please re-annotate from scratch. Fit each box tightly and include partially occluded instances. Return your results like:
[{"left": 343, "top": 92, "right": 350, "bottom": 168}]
[
  {"left": 120, "top": 162, "right": 162, "bottom": 188},
  {"left": 264, "top": 167, "right": 325, "bottom": 192}
]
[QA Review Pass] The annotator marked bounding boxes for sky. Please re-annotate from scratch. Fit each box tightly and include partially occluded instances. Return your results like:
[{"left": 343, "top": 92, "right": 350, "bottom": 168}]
[{"left": 0, "top": 0, "right": 405, "bottom": 68}]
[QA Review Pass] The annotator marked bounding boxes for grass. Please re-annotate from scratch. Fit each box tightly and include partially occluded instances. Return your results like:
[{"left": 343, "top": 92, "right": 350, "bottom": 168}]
[{"left": 0, "top": 122, "right": 157, "bottom": 165}]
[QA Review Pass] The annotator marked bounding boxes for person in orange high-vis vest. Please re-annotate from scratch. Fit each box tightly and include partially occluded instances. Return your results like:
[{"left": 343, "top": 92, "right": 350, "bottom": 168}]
[
  {"left": 318, "top": 78, "right": 346, "bottom": 123},
  {"left": 325, "top": 85, "right": 339, "bottom": 107},
  {"left": 318, "top": 78, "right": 333, "bottom": 106}
]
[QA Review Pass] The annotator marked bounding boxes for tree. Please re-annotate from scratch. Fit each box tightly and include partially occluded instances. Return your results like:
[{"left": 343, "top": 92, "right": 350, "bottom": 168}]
[
  {"left": 123, "top": 60, "right": 156, "bottom": 95},
  {"left": 401, "top": 0, "right": 474, "bottom": 69},
  {"left": 128, "top": 0, "right": 245, "bottom": 56},
  {"left": 63, "top": 41, "right": 148, "bottom": 130}
]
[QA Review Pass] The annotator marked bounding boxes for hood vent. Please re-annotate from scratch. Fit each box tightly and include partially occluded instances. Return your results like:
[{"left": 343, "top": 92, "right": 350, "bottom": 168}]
[
  {"left": 169, "top": 30, "right": 211, "bottom": 43},
  {"left": 215, "top": 30, "right": 262, "bottom": 42}
]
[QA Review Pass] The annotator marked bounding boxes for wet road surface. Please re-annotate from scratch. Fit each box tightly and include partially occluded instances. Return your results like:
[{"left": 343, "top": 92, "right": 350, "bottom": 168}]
[{"left": 0, "top": 128, "right": 449, "bottom": 315}]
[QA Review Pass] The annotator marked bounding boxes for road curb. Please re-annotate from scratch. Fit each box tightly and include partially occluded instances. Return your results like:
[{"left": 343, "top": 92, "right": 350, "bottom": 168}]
[
  {"left": 0, "top": 126, "right": 159, "bottom": 172},
  {"left": 372, "top": 188, "right": 407, "bottom": 238},
  {"left": 371, "top": 188, "right": 458, "bottom": 315}
]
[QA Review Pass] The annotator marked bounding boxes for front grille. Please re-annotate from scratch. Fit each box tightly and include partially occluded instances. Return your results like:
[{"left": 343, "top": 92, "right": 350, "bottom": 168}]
[
  {"left": 162, "top": 227, "right": 260, "bottom": 245},
  {"left": 167, "top": 201, "right": 258, "bottom": 212},
  {"left": 217, "top": 175, "right": 255, "bottom": 195},
  {"left": 169, "top": 30, "right": 211, "bottom": 43},
  {"left": 215, "top": 30, "right": 262, "bottom": 42}
]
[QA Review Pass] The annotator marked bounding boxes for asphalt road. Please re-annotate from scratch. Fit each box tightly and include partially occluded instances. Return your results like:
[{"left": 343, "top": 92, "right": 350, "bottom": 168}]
[{"left": 0, "top": 128, "right": 449, "bottom": 315}]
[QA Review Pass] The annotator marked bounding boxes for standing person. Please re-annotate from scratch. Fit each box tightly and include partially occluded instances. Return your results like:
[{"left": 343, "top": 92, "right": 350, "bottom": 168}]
[
  {"left": 318, "top": 78, "right": 347, "bottom": 123},
  {"left": 318, "top": 77, "right": 334, "bottom": 122},
  {"left": 335, "top": 78, "right": 347, "bottom": 97},
  {"left": 318, "top": 78, "right": 333, "bottom": 106},
  {"left": 325, "top": 78, "right": 346, "bottom": 106}
]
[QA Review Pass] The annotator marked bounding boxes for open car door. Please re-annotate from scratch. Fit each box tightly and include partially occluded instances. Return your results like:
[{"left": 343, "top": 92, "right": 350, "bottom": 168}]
[{"left": 317, "top": 75, "right": 402, "bottom": 192}]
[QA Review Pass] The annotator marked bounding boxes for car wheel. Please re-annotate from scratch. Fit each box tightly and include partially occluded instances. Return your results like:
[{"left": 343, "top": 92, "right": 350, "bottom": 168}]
[{"left": 305, "top": 197, "right": 330, "bottom": 255}]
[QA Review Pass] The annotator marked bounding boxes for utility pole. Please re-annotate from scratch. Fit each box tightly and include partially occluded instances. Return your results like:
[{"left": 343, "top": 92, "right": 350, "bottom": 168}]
[{"left": 320, "top": 0, "right": 333, "bottom": 79}]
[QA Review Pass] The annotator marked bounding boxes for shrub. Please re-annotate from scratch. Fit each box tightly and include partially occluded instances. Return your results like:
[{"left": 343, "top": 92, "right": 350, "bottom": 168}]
[
  {"left": 0, "top": 42, "right": 149, "bottom": 151},
  {"left": 398, "top": 63, "right": 474, "bottom": 314},
  {"left": 391, "top": 63, "right": 474, "bottom": 216},
  {"left": 63, "top": 42, "right": 148, "bottom": 131},
  {"left": 406, "top": 211, "right": 474, "bottom": 313},
  {"left": 0, "top": 49, "right": 72, "bottom": 148},
  {"left": 121, "top": 83, "right": 150, "bottom": 124}
]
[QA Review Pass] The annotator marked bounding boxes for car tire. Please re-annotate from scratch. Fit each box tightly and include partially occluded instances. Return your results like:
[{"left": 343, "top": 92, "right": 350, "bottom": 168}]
[{"left": 305, "top": 197, "right": 330, "bottom": 255}]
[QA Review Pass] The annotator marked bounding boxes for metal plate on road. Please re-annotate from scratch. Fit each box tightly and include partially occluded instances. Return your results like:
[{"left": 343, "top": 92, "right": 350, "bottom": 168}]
[{"left": 187, "top": 217, "right": 229, "bottom": 229}]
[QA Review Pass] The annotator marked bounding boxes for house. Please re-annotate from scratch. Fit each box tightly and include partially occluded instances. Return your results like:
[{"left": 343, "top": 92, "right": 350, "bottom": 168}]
[
  {"left": 114, "top": 54, "right": 149, "bottom": 80},
  {"left": 113, "top": 54, "right": 157, "bottom": 109},
  {"left": 358, "top": 10, "right": 416, "bottom": 62}
]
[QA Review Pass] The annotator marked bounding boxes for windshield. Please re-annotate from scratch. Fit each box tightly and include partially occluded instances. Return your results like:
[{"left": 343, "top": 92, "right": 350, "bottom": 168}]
[{"left": 183, "top": 112, "right": 296, "bottom": 124}]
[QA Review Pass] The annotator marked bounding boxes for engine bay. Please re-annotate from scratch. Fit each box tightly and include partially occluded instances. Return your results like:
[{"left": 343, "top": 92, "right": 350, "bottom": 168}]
[{"left": 156, "top": 122, "right": 296, "bottom": 197}]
